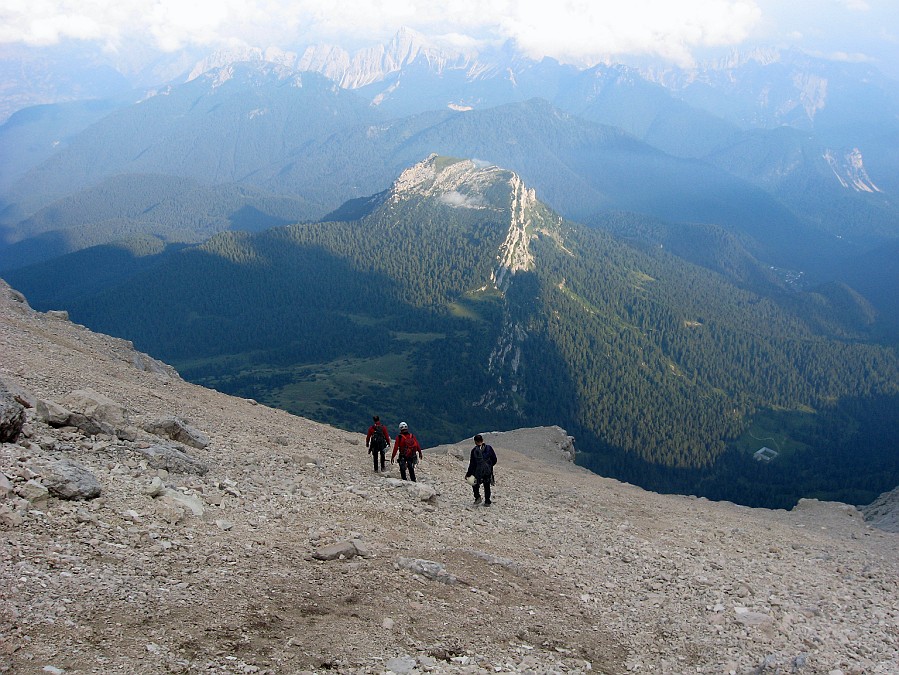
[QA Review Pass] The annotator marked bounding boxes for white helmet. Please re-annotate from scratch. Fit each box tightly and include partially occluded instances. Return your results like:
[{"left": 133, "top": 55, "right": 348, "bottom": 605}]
[{"left": 399, "top": 422, "right": 408, "bottom": 431}]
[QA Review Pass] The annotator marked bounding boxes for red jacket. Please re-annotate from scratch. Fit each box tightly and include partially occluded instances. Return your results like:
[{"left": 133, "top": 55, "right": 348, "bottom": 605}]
[
  {"left": 366, "top": 422, "right": 390, "bottom": 448},
  {"left": 392, "top": 430, "right": 422, "bottom": 460}
]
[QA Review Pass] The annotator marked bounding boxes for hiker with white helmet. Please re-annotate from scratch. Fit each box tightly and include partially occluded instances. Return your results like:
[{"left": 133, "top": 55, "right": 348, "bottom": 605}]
[{"left": 391, "top": 421, "right": 422, "bottom": 481}]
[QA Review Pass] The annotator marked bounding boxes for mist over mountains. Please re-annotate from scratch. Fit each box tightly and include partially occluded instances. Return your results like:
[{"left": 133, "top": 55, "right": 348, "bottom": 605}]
[{"left": 1, "top": 30, "right": 897, "bottom": 508}]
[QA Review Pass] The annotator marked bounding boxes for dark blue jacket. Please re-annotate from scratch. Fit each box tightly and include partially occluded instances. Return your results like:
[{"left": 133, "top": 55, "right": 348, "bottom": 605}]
[{"left": 466, "top": 443, "right": 497, "bottom": 481}]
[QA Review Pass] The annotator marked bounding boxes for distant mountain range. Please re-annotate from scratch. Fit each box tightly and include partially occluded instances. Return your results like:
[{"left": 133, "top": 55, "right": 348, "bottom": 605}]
[{"left": 1, "top": 33, "right": 897, "bottom": 507}]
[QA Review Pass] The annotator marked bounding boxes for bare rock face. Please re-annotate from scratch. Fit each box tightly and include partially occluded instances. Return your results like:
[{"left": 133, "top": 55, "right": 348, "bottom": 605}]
[{"left": 861, "top": 486, "right": 899, "bottom": 532}]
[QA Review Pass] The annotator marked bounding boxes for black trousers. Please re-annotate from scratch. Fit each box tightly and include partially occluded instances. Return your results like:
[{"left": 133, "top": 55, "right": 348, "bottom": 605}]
[
  {"left": 371, "top": 445, "right": 386, "bottom": 470},
  {"left": 472, "top": 477, "right": 491, "bottom": 503},
  {"left": 398, "top": 455, "right": 417, "bottom": 482}
]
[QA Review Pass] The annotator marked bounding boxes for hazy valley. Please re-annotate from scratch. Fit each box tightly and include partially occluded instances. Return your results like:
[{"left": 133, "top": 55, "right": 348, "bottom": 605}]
[{"left": 1, "top": 32, "right": 898, "bottom": 511}]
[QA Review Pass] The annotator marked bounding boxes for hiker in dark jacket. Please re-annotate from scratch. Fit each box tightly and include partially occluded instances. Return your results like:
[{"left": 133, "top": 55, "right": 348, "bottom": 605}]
[
  {"left": 365, "top": 415, "right": 391, "bottom": 472},
  {"left": 391, "top": 422, "right": 422, "bottom": 481},
  {"left": 466, "top": 434, "right": 497, "bottom": 506}
]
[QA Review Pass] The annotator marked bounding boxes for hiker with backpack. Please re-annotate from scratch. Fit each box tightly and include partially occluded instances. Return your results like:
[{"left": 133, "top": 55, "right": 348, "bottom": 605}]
[
  {"left": 466, "top": 434, "right": 497, "bottom": 506},
  {"left": 391, "top": 422, "right": 422, "bottom": 482},
  {"left": 366, "top": 415, "right": 391, "bottom": 472}
]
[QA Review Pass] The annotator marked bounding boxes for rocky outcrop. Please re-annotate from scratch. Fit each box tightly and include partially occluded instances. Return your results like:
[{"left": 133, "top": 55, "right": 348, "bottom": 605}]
[
  {"left": 861, "top": 486, "right": 899, "bottom": 532},
  {"left": 141, "top": 416, "right": 210, "bottom": 449},
  {"left": 132, "top": 442, "right": 209, "bottom": 475},
  {"left": 35, "top": 388, "right": 140, "bottom": 440},
  {"left": 434, "top": 425, "right": 576, "bottom": 466},
  {"left": 0, "top": 384, "right": 25, "bottom": 442}
]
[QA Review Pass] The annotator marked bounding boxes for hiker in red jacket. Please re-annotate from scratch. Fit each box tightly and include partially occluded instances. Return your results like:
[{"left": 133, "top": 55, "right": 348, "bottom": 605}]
[
  {"left": 391, "top": 421, "right": 422, "bottom": 482},
  {"left": 365, "top": 415, "right": 391, "bottom": 472}
]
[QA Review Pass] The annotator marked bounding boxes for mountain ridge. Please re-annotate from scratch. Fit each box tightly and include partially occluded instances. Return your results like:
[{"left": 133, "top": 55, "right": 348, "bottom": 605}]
[{"left": 3, "top": 53, "right": 898, "bottom": 283}]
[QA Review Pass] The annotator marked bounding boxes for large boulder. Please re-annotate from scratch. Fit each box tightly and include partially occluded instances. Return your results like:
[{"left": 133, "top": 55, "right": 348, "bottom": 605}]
[
  {"left": 35, "top": 398, "right": 73, "bottom": 427},
  {"left": 61, "top": 389, "right": 129, "bottom": 430},
  {"left": 312, "top": 540, "right": 361, "bottom": 561},
  {"left": 134, "top": 443, "right": 209, "bottom": 475},
  {"left": 40, "top": 460, "right": 102, "bottom": 500},
  {"left": 17, "top": 479, "right": 49, "bottom": 506},
  {"left": 157, "top": 488, "right": 205, "bottom": 517},
  {"left": 142, "top": 416, "right": 210, "bottom": 449},
  {"left": 43, "top": 389, "right": 140, "bottom": 440},
  {"left": 396, "top": 557, "right": 461, "bottom": 584}
]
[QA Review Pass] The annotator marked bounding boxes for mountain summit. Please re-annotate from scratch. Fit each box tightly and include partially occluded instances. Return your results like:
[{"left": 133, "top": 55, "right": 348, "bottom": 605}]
[{"left": 385, "top": 155, "right": 555, "bottom": 290}]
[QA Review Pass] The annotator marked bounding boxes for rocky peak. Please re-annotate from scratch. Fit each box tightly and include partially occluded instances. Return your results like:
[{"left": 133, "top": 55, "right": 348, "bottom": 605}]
[
  {"left": 389, "top": 154, "right": 509, "bottom": 203},
  {"left": 297, "top": 26, "right": 475, "bottom": 89},
  {"left": 194, "top": 60, "right": 312, "bottom": 91},
  {"left": 388, "top": 154, "right": 559, "bottom": 293},
  {"left": 186, "top": 46, "right": 302, "bottom": 82}
]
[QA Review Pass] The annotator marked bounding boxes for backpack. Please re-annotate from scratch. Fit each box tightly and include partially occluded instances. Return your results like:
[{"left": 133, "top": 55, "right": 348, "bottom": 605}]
[
  {"left": 370, "top": 425, "right": 385, "bottom": 449},
  {"left": 473, "top": 445, "right": 493, "bottom": 480},
  {"left": 473, "top": 445, "right": 485, "bottom": 466},
  {"left": 399, "top": 432, "right": 418, "bottom": 459}
]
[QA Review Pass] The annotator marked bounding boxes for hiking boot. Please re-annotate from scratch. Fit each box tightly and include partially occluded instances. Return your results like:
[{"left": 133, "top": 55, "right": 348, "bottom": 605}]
[
  {"left": 473, "top": 496, "right": 482, "bottom": 505},
  {"left": 484, "top": 500, "right": 492, "bottom": 506}
]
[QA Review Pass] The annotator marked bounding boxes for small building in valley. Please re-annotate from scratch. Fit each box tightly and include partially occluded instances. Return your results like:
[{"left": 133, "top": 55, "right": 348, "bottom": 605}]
[{"left": 754, "top": 446, "right": 778, "bottom": 462}]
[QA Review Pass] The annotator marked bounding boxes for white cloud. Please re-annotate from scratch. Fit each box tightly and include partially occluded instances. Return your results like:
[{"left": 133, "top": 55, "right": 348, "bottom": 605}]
[
  {"left": 0, "top": 0, "right": 897, "bottom": 74},
  {"left": 749, "top": 0, "right": 899, "bottom": 75},
  {"left": 440, "top": 190, "right": 488, "bottom": 209},
  {"left": 0, "top": 0, "right": 763, "bottom": 63},
  {"left": 500, "top": 1, "right": 762, "bottom": 67}
]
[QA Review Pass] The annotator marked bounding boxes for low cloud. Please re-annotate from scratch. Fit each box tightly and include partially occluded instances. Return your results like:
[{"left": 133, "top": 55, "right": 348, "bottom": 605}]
[
  {"left": 440, "top": 190, "right": 488, "bottom": 209},
  {"left": 1, "top": 0, "right": 763, "bottom": 65},
  {"left": 1, "top": 0, "right": 896, "bottom": 74}
]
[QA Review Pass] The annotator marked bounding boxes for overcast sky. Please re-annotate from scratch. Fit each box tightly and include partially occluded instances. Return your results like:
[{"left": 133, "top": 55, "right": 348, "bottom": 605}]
[{"left": 2, "top": 0, "right": 897, "bottom": 75}]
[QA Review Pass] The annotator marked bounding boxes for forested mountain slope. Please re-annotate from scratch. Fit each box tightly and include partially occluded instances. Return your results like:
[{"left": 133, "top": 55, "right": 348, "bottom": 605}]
[
  {"left": 0, "top": 174, "right": 317, "bottom": 271},
  {"left": 4, "top": 55, "right": 898, "bottom": 300},
  {"left": 7, "top": 156, "right": 898, "bottom": 508}
]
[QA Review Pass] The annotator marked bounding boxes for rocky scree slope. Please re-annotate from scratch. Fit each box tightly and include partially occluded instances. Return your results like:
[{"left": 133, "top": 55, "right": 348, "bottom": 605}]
[{"left": 0, "top": 278, "right": 897, "bottom": 675}]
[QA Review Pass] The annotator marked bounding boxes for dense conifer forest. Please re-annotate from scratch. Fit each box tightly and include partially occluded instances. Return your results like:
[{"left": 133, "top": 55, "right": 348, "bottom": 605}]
[{"left": 6, "top": 164, "right": 898, "bottom": 508}]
